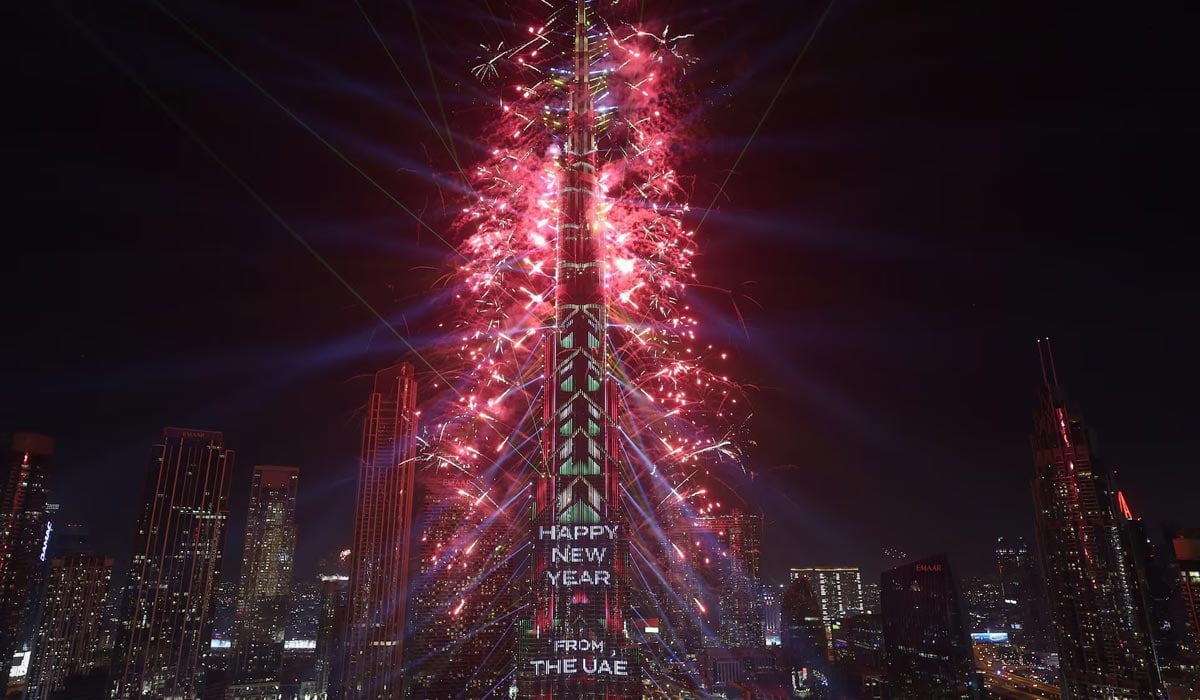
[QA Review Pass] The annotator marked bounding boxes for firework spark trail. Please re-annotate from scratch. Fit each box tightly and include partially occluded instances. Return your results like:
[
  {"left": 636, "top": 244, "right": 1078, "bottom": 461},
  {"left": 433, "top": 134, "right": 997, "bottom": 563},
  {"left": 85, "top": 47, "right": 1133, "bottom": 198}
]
[
  {"left": 411, "top": 0, "right": 758, "bottom": 691},
  {"left": 92, "top": 0, "right": 563, "bottom": 499}
]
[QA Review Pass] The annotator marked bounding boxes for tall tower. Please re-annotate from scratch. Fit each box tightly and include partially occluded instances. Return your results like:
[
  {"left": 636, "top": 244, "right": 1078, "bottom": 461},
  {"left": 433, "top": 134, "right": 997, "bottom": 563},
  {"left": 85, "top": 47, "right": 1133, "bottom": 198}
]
[
  {"left": 114, "top": 427, "right": 234, "bottom": 698},
  {"left": 521, "top": 1, "right": 639, "bottom": 696},
  {"left": 880, "top": 554, "right": 980, "bottom": 699},
  {"left": 234, "top": 465, "right": 299, "bottom": 685},
  {"left": 26, "top": 552, "right": 113, "bottom": 700},
  {"left": 344, "top": 363, "right": 418, "bottom": 699},
  {"left": 675, "top": 511, "right": 764, "bottom": 649},
  {"left": 994, "top": 537, "right": 1049, "bottom": 651},
  {"left": 1171, "top": 530, "right": 1200, "bottom": 652},
  {"left": 1030, "top": 341, "right": 1165, "bottom": 698},
  {"left": 315, "top": 557, "right": 350, "bottom": 700},
  {"left": 0, "top": 432, "right": 53, "bottom": 686},
  {"left": 781, "top": 576, "right": 830, "bottom": 697},
  {"left": 789, "top": 566, "right": 865, "bottom": 649}
]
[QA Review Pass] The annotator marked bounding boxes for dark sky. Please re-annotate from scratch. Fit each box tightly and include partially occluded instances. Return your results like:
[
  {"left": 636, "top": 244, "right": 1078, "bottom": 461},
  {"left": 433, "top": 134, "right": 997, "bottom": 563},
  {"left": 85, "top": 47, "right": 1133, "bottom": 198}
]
[{"left": 4, "top": 0, "right": 1197, "bottom": 587}]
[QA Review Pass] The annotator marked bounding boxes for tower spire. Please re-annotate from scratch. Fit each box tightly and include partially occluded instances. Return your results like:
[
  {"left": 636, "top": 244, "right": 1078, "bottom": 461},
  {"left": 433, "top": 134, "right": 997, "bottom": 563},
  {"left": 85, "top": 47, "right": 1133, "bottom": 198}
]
[{"left": 523, "top": 1, "right": 639, "bottom": 696}]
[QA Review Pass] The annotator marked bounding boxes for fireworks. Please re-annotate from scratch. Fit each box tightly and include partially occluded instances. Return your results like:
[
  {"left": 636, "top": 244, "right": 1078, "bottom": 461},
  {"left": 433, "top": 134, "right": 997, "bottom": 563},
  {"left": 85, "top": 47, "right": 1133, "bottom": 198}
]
[{"left": 409, "top": 1, "right": 750, "bottom": 693}]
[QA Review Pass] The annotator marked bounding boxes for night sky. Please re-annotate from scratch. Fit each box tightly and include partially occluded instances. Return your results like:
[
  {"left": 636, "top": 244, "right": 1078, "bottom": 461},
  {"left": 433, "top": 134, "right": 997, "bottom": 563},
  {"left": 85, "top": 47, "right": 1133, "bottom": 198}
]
[{"left": 5, "top": 0, "right": 1197, "bottom": 586}]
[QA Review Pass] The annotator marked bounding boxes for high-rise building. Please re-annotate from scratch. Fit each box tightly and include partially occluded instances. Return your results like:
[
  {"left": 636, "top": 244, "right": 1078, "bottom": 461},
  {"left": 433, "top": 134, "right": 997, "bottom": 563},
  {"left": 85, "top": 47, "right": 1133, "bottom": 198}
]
[
  {"left": 519, "top": 3, "right": 639, "bottom": 697},
  {"left": 691, "top": 511, "right": 764, "bottom": 648},
  {"left": 994, "top": 536, "right": 1050, "bottom": 650},
  {"left": 1119, "top": 498, "right": 1178, "bottom": 662},
  {"left": 26, "top": 552, "right": 113, "bottom": 699},
  {"left": 406, "top": 475, "right": 515, "bottom": 699},
  {"left": 344, "top": 363, "right": 418, "bottom": 699},
  {"left": 880, "top": 554, "right": 980, "bottom": 699},
  {"left": 1173, "top": 530, "right": 1200, "bottom": 652},
  {"left": 234, "top": 466, "right": 299, "bottom": 685},
  {"left": 113, "top": 427, "right": 234, "bottom": 698},
  {"left": 0, "top": 432, "right": 53, "bottom": 686},
  {"left": 763, "top": 584, "right": 783, "bottom": 646},
  {"left": 315, "top": 568, "right": 349, "bottom": 700},
  {"left": 789, "top": 567, "right": 863, "bottom": 645},
  {"left": 1030, "top": 343, "right": 1165, "bottom": 698},
  {"left": 781, "top": 575, "right": 829, "bottom": 698}
]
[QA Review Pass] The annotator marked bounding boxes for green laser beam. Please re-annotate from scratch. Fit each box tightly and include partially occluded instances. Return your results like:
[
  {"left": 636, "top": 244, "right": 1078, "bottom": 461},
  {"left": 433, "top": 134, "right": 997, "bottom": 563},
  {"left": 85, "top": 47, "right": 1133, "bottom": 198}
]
[
  {"left": 693, "top": 0, "right": 838, "bottom": 237},
  {"left": 59, "top": 5, "right": 548, "bottom": 478},
  {"left": 353, "top": 0, "right": 471, "bottom": 189},
  {"left": 406, "top": 1, "right": 463, "bottom": 175},
  {"left": 147, "top": 0, "right": 463, "bottom": 258}
]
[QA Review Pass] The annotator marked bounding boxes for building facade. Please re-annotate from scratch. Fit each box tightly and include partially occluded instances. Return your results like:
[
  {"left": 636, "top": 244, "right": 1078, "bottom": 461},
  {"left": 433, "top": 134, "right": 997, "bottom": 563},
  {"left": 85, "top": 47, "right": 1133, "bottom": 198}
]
[
  {"left": 0, "top": 432, "right": 53, "bottom": 685},
  {"left": 344, "top": 363, "right": 418, "bottom": 699},
  {"left": 789, "top": 567, "right": 864, "bottom": 647},
  {"left": 994, "top": 536, "right": 1049, "bottom": 650},
  {"left": 781, "top": 575, "right": 830, "bottom": 697},
  {"left": 1173, "top": 530, "right": 1200, "bottom": 652},
  {"left": 27, "top": 553, "right": 113, "bottom": 699},
  {"left": 1029, "top": 355, "right": 1165, "bottom": 698},
  {"left": 235, "top": 466, "right": 299, "bottom": 685},
  {"left": 113, "top": 427, "right": 234, "bottom": 698},
  {"left": 880, "top": 554, "right": 980, "bottom": 699}
]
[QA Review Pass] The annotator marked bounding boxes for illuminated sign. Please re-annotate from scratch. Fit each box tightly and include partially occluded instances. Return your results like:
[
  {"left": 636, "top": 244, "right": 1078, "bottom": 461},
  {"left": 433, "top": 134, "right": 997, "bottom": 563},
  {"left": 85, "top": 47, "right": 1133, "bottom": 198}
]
[
  {"left": 915, "top": 563, "right": 943, "bottom": 573},
  {"left": 529, "top": 522, "right": 632, "bottom": 681}
]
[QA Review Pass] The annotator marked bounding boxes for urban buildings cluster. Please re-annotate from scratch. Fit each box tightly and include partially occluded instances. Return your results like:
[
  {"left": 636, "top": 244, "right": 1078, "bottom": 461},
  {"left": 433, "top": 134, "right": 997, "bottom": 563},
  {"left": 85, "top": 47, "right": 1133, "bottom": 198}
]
[{"left": 2, "top": 349, "right": 1197, "bottom": 699}]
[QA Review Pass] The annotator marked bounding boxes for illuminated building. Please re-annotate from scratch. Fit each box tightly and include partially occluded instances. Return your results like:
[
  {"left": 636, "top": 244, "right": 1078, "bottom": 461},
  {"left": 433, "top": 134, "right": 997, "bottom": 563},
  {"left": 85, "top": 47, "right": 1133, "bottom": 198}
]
[
  {"left": 1172, "top": 530, "right": 1200, "bottom": 652},
  {"left": 994, "top": 536, "right": 1050, "bottom": 650},
  {"left": 1120, "top": 500, "right": 1178, "bottom": 661},
  {"left": 694, "top": 511, "right": 764, "bottom": 648},
  {"left": 209, "top": 579, "right": 240, "bottom": 674},
  {"left": 789, "top": 567, "right": 863, "bottom": 647},
  {"left": 113, "top": 427, "right": 234, "bottom": 699},
  {"left": 1030, "top": 342, "right": 1165, "bottom": 698},
  {"left": 763, "top": 584, "right": 783, "bottom": 646},
  {"left": 235, "top": 466, "right": 299, "bottom": 685},
  {"left": 861, "top": 582, "right": 880, "bottom": 614},
  {"left": 0, "top": 432, "right": 53, "bottom": 687},
  {"left": 834, "top": 611, "right": 884, "bottom": 691},
  {"left": 781, "top": 575, "right": 829, "bottom": 698},
  {"left": 26, "top": 553, "right": 112, "bottom": 700},
  {"left": 880, "top": 554, "right": 980, "bottom": 699},
  {"left": 344, "top": 363, "right": 418, "bottom": 699},
  {"left": 314, "top": 553, "right": 349, "bottom": 700},
  {"left": 518, "top": 1, "right": 640, "bottom": 696},
  {"left": 406, "top": 476, "right": 515, "bottom": 699}
]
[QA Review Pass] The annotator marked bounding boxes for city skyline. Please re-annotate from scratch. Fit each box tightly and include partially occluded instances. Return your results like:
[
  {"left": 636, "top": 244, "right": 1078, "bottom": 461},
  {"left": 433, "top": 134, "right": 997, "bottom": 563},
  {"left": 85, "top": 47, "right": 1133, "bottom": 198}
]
[
  {"left": 6, "top": 1, "right": 1196, "bottom": 590},
  {"left": 3, "top": 0, "right": 1199, "bottom": 696}
]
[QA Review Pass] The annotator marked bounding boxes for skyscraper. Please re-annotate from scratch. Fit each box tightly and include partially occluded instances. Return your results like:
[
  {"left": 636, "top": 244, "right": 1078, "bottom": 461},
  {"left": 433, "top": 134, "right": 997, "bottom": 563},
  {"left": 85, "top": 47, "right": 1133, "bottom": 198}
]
[
  {"left": 0, "top": 432, "right": 53, "bottom": 686},
  {"left": 234, "top": 466, "right": 299, "bottom": 685},
  {"left": 789, "top": 567, "right": 864, "bottom": 647},
  {"left": 406, "top": 476, "right": 515, "bottom": 699},
  {"left": 344, "top": 363, "right": 418, "bottom": 699},
  {"left": 781, "top": 575, "right": 830, "bottom": 698},
  {"left": 1172, "top": 530, "right": 1200, "bottom": 652},
  {"left": 315, "top": 569, "right": 349, "bottom": 700},
  {"left": 994, "top": 536, "right": 1049, "bottom": 650},
  {"left": 1030, "top": 343, "right": 1165, "bottom": 698},
  {"left": 880, "top": 554, "right": 980, "bottom": 699},
  {"left": 695, "top": 510, "right": 765, "bottom": 648},
  {"left": 763, "top": 584, "right": 783, "bottom": 646},
  {"left": 114, "top": 427, "right": 234, "bottom": 698},
  {"left": 26, "top": 552, "right": 113, "bottom": 700},
  {"left": 520, "top": 1, "right": 639, "bottom": 696}
]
